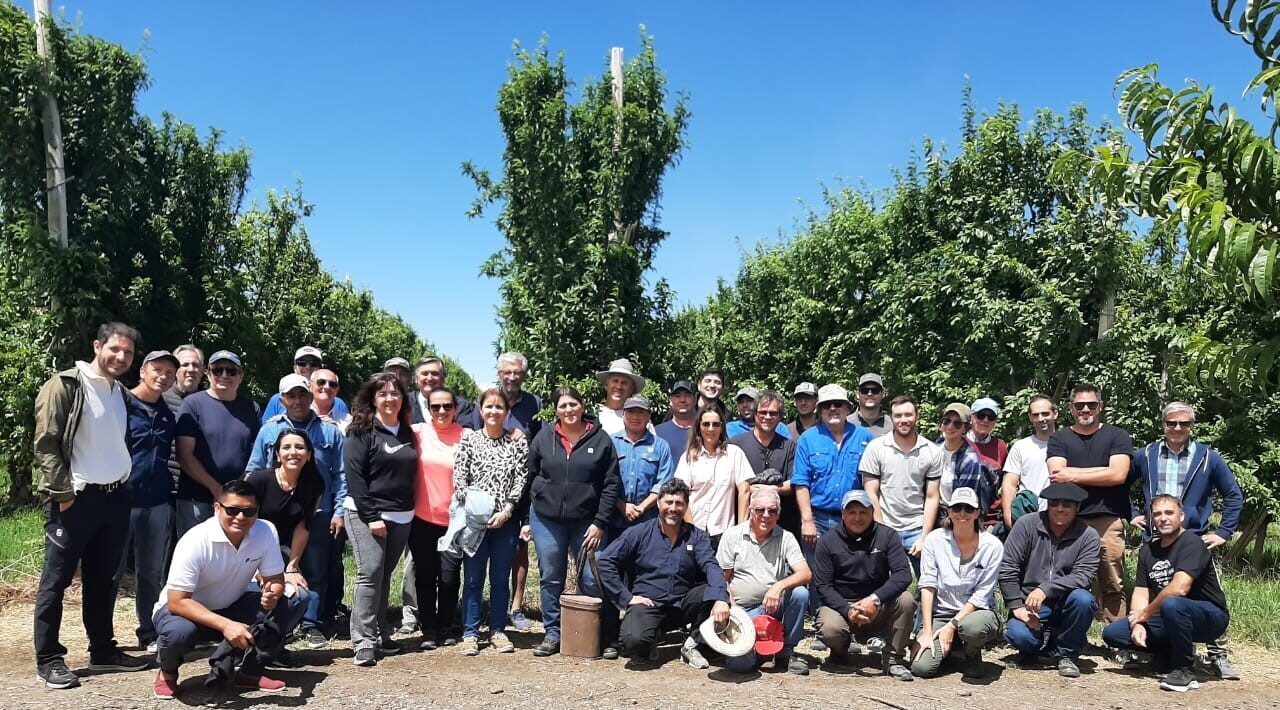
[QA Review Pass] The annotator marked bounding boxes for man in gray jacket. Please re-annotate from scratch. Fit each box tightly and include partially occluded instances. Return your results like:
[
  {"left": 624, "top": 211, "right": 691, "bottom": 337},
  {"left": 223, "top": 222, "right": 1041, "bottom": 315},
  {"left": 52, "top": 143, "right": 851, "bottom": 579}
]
[{"left": 999, "top": 482, "right": 1100, "bottom": 679}]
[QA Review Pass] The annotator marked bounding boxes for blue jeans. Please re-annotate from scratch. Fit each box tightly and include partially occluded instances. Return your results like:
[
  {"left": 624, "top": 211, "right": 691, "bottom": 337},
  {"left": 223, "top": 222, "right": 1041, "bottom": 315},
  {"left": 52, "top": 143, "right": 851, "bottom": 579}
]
[
  {"left": 1102, "top": 596, "right": 1229, "bottom": 670},
  {"left": 1005, "top": 588, "right": 1097, "bottom": 659},
  {"left": 462, "top": 518, "right": 520, "bottom": 637},
  {"left": 801, "top": 509, "right": 842, "bottom": 618},
  {"left": 299, "top": 510, "right": 344, "bottom": 630},
  {"left": 725, "top": 586, "right": 809, "bottom": 672},
  {"left": 529, "top": 508, "right": 603, "bottom": 642},
  {"left": 898, "top": 528, "right": 923, "bottom": 579},
  {"left": 112, "top": 502, "right": 174, "bottom": 645}
]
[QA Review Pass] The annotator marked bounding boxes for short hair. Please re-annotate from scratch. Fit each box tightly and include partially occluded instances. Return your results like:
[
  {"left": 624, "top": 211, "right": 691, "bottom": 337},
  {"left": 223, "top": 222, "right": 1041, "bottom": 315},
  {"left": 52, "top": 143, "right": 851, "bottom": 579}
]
[
  {"left": 1028, "top": 393, "right": 1056, "bottom": 411},
  {"left": 1069, "top": 383, "right": 1102, "bottom": 401},
  {"left": 1151, "top": 493, "right": 1183, "bottom": 511},
  {"left": 749, "top": 485, "right": 781, "bottom": 508},
  {"left": 550, "top": 385, "right": 584, "bottom": 408},
  {"left": 416, "top": 356, "right": 445, "bottom": 372},
  {"left": 96, "top": 322, "right": 141, "bottom": 345},
  {"left": 756, "top": 390, "right": 784, "bottom": 409},
  {"left": 478, "top": 386, "right": 510, "bottom": 410},
  {"left": 173, "top": 344, "right": 204, "bottom": 364},
  {"left": 888, "top": 394, "right": 916, "bottom": 413},
  {"left": 657, "top": 478, "right": 691, "bottom": 502},
  {"left": 700, "top": 368, "right": 725, "bottom": 382},
  {"left": 220, "top": 479, "right": 258, "bottom": 502},
  {"left": 1161, "top": 402, "right": 1196, "bottom": 422},
  {"left": 497, "top": 352, "right": 528, "bottom": 371}
]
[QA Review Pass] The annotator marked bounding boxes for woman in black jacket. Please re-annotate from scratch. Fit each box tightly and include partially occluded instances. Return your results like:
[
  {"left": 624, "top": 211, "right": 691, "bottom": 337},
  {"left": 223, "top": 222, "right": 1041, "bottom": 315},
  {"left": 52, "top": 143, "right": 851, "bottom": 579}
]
[
  {"left": 526, "top": 386, "right": 621, "bottom": 657},
  {"left": 343, "top": 372, "right": 417, "bottom": 668}
]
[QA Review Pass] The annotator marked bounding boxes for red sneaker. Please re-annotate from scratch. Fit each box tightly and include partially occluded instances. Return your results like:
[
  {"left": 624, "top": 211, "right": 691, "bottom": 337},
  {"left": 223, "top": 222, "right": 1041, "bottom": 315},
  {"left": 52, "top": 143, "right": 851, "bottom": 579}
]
[
  {"left": 153, "top": 672, "right": 179, "bottom": 700},
  {"left": 232, "top": 673, "right": 286, "bottom": 692}
]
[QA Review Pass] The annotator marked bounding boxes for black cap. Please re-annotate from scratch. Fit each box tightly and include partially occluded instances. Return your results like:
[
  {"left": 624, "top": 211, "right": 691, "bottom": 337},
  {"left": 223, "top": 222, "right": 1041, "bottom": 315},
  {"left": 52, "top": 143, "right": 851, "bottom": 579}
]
[
  {"left": 669, "top": 380, "right": 695, "bottom": 395},
  {"left": 1040, "top": 482, "right": 1087, "bottom": 503}
]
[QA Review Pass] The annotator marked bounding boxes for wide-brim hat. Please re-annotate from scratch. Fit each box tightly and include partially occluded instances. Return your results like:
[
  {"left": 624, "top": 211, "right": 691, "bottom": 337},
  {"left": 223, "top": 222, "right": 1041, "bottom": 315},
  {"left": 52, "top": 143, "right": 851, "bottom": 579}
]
[
  {"left": 596, "top": 358, "right": 646, "bottom": 391},
  {"left": 699, "top": 605, "right": 756, "bottom": 658}
]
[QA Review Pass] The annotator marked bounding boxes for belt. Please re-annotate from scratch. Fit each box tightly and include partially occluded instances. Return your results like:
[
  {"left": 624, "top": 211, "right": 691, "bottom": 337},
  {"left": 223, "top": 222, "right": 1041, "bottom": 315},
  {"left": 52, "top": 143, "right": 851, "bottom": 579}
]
[{"left": 83, "top": 479, "right": 128, "bottom": 493}]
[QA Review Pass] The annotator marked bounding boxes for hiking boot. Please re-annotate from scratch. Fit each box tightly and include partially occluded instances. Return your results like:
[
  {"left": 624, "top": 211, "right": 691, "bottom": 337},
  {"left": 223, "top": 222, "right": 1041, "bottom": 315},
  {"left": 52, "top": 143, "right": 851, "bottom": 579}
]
[
  {"left": 1058, "top": 657, "right": 1081, "bottom": 678},
  {"left": 883, "top": 654, "right": 914, "bottom": 682},
  {"left": 460, "top": 637, "right": 480, "bottom": 656},
  {"left": 353, "top": 648, "right": 377, "bottom": 667},
  {"left": 510, "top": 610, "right": 534, "bottom": 632},
  {"left": 784, "top": 655, "right": 810, "bottom": 675},
  {"left": 1159, "top": 667, "right": 1200, "bottom": 692},
  {"left": 153, "top": 671, "right": 179, "bottom": 700},
  {"left": 681, "top": 645, "right": 709, "bottom": 669},
  {"left": 491, "top": 632, "right": 515, "bottom": 654},
  {"left": 1209, "top": 654, "right": 1240, "bottom": 680},
  {"left": 36, "top": 659, "right": 80, "bottom": 689},
  {"left": 233, "top": 673, "right": 286, "bottom": 692},
  {"left": 962, "top": 655, "right": 987, "bottom": 680},
  {"left": 532, "top": 638, "right": 560, "bottom": 657},
  {"left": 88, "top": 649, "right": 152, "bottom": 672}
]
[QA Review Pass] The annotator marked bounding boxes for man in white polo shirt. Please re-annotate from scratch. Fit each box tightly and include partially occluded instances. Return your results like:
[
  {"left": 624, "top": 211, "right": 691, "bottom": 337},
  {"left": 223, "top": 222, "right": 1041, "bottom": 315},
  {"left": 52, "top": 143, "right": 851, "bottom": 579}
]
[{"left": 151, "top": 480, "right": 307, "bottom": 699}]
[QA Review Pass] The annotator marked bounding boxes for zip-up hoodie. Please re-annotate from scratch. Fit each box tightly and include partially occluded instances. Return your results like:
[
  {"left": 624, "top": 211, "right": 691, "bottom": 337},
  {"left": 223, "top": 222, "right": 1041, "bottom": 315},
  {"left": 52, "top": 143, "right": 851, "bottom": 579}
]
[
  {"left": 344, "top": 420, "right": 417, "bottom": 523},
  {"left": 812, "top": 520, "right": 912, "bottom": 619},
  {"left": 525, "top": 420, "right": 621, "bottom": 529},
  {"left": 1132, "top": 441, "right": 1243, "bottom": 539},
  {"left": 998, "top": 511, "right": 1100, "bottom": 610}
]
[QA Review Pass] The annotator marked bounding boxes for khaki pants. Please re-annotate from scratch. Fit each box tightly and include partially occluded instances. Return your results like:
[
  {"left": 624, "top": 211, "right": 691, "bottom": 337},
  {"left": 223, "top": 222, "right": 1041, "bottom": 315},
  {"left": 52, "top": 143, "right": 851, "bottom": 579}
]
[
  {"left": 1084, "top": 515, "right": 1127, "bottom": 623},
  {"left": 910, "top": 609, "right": 1000, "bottom": 678},
  {"left": 817, "top": 590, "right": 916, "bottom": 657}
]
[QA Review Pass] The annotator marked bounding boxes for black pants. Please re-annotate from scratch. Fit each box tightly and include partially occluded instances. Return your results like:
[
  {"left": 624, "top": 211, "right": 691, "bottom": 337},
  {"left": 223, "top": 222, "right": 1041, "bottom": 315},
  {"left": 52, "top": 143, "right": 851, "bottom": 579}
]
[
  {"left": 408, "top": 518, "right": 461, "bottom": 635},
  {"left": 34, "top": 485, "right": 130, "bottom": 666},
  {"left": 618, "top": 584, "right": 714, "bottom": 658}
]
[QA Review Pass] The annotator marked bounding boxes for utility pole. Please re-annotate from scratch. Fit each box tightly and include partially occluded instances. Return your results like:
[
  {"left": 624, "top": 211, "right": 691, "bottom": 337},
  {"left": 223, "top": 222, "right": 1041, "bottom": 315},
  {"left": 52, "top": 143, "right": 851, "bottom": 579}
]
[
  {"left": 608, "top": 46, "right": 626, "bottom": 243},
  {"left": 33, "top": 0, "right": 68, "bottom": 248}
]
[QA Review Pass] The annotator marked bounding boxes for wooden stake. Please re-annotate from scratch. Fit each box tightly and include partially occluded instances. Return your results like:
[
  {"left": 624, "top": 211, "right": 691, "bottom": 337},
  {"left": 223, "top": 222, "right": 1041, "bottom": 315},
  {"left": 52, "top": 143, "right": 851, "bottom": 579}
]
[
  {"left": 609, "top": 47, "right": 624, "bottom": 242},
  {"left": 33, "top": 0, "right": 68, "bottom": 248}
]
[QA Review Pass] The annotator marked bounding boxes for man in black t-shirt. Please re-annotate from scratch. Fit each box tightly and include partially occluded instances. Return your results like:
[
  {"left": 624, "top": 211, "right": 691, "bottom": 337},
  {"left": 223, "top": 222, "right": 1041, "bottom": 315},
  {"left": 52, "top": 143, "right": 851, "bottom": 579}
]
[
  {"left": 1102, "top": 495, "right": 1229, "bottom": 693},
  {"left": 730, "top": 390, "right": 799, "bottom": 536},
  {"left": 1046, "top": 383, "right": 1134, "bottom": 623}
]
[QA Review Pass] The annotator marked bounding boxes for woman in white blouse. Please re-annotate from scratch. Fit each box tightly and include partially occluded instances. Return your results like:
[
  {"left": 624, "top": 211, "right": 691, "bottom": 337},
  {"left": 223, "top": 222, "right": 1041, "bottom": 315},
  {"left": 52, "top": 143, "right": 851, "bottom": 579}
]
[{"left": 674, "top": 406, "right": 754, "bottom": 549}]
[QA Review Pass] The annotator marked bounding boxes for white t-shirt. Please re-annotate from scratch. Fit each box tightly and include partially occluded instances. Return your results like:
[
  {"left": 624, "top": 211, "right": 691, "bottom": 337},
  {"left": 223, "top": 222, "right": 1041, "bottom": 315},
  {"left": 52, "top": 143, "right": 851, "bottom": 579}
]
[
  {"left": 1005, "top": 435, "right": 1051, "bottom": 511},
  {"left": 675, "top": 444, "right": 754, "bottom": 536},
  {"left": 156, "top": 516, "right": 283, "bottom": 618},
  {"left": 70, "top": 361, "right": 131, "bottom": 489}
]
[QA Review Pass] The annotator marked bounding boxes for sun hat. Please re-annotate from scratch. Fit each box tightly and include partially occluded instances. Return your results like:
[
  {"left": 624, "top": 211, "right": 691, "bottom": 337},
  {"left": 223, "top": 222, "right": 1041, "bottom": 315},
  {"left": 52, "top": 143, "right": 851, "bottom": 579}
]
[{"left": 698, "top": 605, "right": 757, "bottom": 658}]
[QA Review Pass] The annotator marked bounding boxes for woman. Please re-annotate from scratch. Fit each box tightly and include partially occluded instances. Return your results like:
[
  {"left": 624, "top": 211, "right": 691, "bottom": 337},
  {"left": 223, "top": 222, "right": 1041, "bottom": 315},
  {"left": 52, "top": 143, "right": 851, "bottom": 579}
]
[
  {"left": 407, "top": 387, "right": 465, "bottom": 650},
  {"left": 343, "top": 372, "right": 417, "bottom": 667},
  {"left": 936, "top": 403, "right": 996, "bottom": 514},
  {"left": 674, "top": 406, "right": 754, "bottom": 549},
  {"left": 245, "top": 428, "right": 325, "bottom": 617},
  {"left": 526, "top": 386, "right": 621, "bottom": 657},
  {"left": 453, "top": 387, "right": 529, "bottom": 656},
  {"left": 911, "top": 487, "right": 1004, "bottom": 679}
]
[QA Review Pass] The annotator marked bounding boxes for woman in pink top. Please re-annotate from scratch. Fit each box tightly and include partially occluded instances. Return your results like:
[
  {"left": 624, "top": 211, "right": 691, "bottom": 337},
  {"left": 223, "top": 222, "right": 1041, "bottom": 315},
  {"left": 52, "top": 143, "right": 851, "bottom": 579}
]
[{"left": 407, "top": 387, "right": 465, "bottom": 649}]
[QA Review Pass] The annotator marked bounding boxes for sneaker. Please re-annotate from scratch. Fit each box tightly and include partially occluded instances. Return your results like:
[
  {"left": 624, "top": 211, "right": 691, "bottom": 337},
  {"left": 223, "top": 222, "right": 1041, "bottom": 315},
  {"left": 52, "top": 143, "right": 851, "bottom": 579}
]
[
  {"left": 883, "top": 656, "right": 914, "bottom": 682},
  {"left": 88, "top": 649, "right": 152, "bottom": 672},
  {"left": 233, "top": 673, "right": 286, "bottom": 692},
  {"left": 510, "top": 610, "right": 534, "bottom": 632},
  {"left": 419, "top": 637, "right": 438, "bottom": 651},
  {"left": 491, "top": 632, "right": 515, "bottom": 654},
  {"left": 784, "top": 655, "right": 810, "bottom": 676},
  {"left": 153, "top": 671, "right": 179, "bottom": 700},
  {"left": 809, "top": 637, "right": 827, "bottom": 652},
  {"left": 1058, "top": 657, "right": 1081, "bottom": 678},
  {"left": 1209, "top": 654, "right": 1240, "bottom": 680},
  {"left": 265, "top": 648, "right": 300, "bottom": 669},
  {"left": 36, "top": 659, "right": 80, "bottom": 689},
  {"left": 303, "top": 627, "right": 328, "bottom": 649},
  {"left": 353, "top": 648, "right": 377, "bottom": 667},
  {"left": 681, "top": 645, "right": 709, "bottom": 669},
  {"left": 601, "top": 646, "right": 619, "bottom": 660},
  {"left": 378, "top": 639, "right": 401, "bottom": 656},
  {"left": 1159, "top": 667, "right": 1200, "bottom": 692},
  {"left": 532, "top": 638, "right": 560, "bottom": 657},
  {"left": 440, "top": 634, "right": 459, "bottom": 647},
  {"left": 145, "top": 640, "right": 159, "bottom": 654},
  {"left": 396, "top": 622, "right": 417, "bottom": 636},
  {"left": 460, "top": 637, "right": 480, "bottom": 656}
]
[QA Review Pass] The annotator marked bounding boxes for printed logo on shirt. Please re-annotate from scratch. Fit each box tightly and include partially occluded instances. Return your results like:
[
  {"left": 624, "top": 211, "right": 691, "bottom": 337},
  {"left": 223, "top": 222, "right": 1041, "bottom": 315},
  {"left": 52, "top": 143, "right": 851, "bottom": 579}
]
[
  {"left": 384, "top": 442, "right": 409, "bottom": 454},
  {"left": 587, "top": 447, "right": 595, "bottom": 454},
  {"left": 1149, "top": 558, "right": 1174, "bottom": 590}
]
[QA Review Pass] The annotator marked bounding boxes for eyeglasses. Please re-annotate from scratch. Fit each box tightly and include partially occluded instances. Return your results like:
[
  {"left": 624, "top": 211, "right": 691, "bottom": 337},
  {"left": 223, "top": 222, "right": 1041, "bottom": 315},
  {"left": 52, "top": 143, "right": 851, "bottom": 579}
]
[
  {"left": 210, "top": 367, "right": 240, "bottom": 377},
  {"left": 949, "top": 504, "right": 977, "bottom": 514},
  {"left": 751, "top": 507, "right": 780, "bottom": 516},
  {"left": 1163, "top": 420, "right": 1193, "bottom": 429},
  {"left": 498, "top": 369, "right": 525, "bottom": 377},
  {"left": 314, "top": 378, "right": 339, "bottom": 388},
  {"left": 294, "top": 358, "right": 322, "bottom": 368},
  {"left": 756, "top": 410, "right": 782, "bottom": 419},
  {"left": 940, "top": 418, "right": 965, "bottom": 428},
  {"left": 1070, "top": 401, "right": 1101, "bottom": 411},
  {"left": 429, "top": 403, "right": 455, "bottom": 412},
  {"left": 973, "top": 411, "right": 996, "bottom": 422},
  {"left": 700, "top": 421, "right": 723, "bottom": 429},
  {"left": 858, "top": 386, "right": 882, "bottom": 395},
  {"left": 220, "top": 504, "right": 259, "bottom": 518}
]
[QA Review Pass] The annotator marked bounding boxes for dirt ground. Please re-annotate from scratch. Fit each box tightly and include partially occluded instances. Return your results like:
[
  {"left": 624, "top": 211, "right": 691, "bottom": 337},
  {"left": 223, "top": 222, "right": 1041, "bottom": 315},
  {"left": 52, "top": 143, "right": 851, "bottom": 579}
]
[{"left": 1, "top": 599, "right": 1278, "bottom": 710}]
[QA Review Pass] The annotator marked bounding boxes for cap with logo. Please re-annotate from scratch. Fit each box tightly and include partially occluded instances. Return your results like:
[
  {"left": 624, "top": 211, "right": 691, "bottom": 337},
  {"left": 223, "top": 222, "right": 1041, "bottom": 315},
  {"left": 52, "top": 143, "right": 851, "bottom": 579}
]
[
  {"left": 841, "top": 489, "right": 873, "bottom": 509},
  {"left": 279, "top": 373, "right": 311, "bottom": 394},
  {"left": 817, "top": 384, "right": 852, "bottom": 406},
  {"left": 753, "top": 615, "right": 785, "bottom": 656},
  {"left": 858, "top": 373, "right": 884, "bottom": 388},
  {"left": 141, "top": 350, "right": 179, "bottom": 368},
  {"left": 949, "top": 487, "right": 980, "bottom": 509},
  {"left": 942, "top": 402, "right": 972, "bottom": 423},
  {"left": 970, "top": 397, "right": 1000, "bottom": 415},
  {"left": 668, "top": 380, "right": 695, "bottom": 395},
  {"left": 735, "top": 386, "right": 760, "bottom": 402},
  {"left": 623, "top": 395, "right": 651, "bottom": 412},
  {"left": 208, "top": 350, "right": 242, "bottom": 367},
  {"left": 793, "top": 382, "right": 818, "bottom": 397},
  {"left": 294, "top": 346, "right": 324, "bottom": 362}
]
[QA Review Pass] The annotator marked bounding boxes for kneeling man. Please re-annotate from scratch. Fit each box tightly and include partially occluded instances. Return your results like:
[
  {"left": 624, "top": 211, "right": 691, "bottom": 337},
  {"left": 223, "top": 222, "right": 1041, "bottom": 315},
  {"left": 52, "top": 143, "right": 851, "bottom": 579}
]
[
  {"left": 597, "top": 479, "right": 730, "bottom": 669},
  {"left": 1102, "top": 495, "right": 1230, "bottom": 693},
  {"left": 717, "top": 486, "right": 812, "bottom": 675},
  {"left": 151, "top": 480, "right": 307, "bottom": 699}
]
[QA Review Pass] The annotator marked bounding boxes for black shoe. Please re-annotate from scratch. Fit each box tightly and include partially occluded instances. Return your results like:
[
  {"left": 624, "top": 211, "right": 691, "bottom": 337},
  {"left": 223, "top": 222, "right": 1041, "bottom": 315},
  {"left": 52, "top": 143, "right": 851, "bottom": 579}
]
[
  {"left": 531, "top": 639, "right": 560, "bottom": 657},
  {"left": 36, "top": 659, "right": 80, "bottom": 689},
  {"left": 353, "top": 648, "right": 377, "bottom": 667},
  {"left": 1159, "top": 667, "right": 1200, "bottom": 692},
  {"left": 962, "top": 655, "right": 986, "bottom": 680},
  {"left": 1209, "top": 654, "right": 1240, "bottom": 680},
  {"left": 303, "top": 627, "right": 328, "bottom": 650},
  {"left": 88, "top": 649, "right": 152, "bottom": 672},
  {"left": 419, "top": 637, "right": 438, "bottom": 651},
  {"left": 602, "top": 646, "right": 619, "bottom": 660},
  {"left": 1058, "top": 657, "right": 1081, "bottom": 678},
  {"left": 377, "top": 639, "right": 402, "bottom": 656},
  {"left": 265, "top": 648, "right": 301, "bottom": 669}
]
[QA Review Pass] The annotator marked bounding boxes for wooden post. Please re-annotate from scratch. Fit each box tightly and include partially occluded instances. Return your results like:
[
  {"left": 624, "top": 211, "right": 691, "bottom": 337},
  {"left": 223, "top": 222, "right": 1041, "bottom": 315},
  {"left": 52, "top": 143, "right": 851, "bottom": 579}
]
[
  {"left": 609, "top": 47, "right": 624, "bottom": 243},
  {"left": 33, "top": 0, "right": 68, "bottom": 248}
]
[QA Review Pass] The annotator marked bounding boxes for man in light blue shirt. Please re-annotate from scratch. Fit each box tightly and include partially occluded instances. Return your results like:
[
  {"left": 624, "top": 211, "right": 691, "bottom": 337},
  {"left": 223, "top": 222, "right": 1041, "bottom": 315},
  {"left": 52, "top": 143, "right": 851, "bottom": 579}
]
[{"left": 610, "top": 396, "right": 675, "bottom": 539}]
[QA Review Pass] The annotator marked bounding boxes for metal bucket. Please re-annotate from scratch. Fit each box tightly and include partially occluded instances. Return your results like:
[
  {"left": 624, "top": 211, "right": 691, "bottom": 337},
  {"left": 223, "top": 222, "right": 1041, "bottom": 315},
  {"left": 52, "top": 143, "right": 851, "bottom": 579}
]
[{"left": 559, "top": 549, "right": 603, "bottom": 658}]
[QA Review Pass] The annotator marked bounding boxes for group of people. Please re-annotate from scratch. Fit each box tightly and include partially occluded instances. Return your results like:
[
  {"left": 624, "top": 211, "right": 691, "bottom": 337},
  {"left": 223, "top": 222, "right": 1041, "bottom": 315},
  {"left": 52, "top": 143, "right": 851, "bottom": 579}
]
[{"left": 31, "top": 323, "right": 1245, "bottom": 698}]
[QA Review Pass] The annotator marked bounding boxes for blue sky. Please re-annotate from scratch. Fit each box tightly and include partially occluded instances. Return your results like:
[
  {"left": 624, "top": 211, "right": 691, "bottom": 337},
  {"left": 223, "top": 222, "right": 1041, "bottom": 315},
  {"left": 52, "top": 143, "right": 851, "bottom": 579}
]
[{"left": 48, "top": 1, "right": 1262, "bottom": 384}]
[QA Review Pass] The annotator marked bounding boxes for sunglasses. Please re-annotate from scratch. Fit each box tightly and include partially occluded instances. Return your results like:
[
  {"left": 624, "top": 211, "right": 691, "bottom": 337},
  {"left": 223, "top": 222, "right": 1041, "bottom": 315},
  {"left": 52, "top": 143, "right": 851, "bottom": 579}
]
[
  {"left": 940, "top": 418, "right": 965, "bottom": 428},
  {"left": 1071, "top": 401, "right": 1101, "bottom": 411},
  {"left": 819, "top": 401, "right": 845, "bottom": 410},
  {"left": 295, "top": 359, "right": 322, "bottom": 367},
  {"left": 220, "top": 504, "right": 259, "bottom": 518},
  {"left": 210, "top": 367, "right": 240, "bottom": 377},
  {"left": 314, "top": 378, "right": 339, "bottom": 388},
  {"left": 700, "top": 421, "right": 723, "bottom": 429},
  {"left": 949, "top": 504, "right": 977, "bottom": 514},
  {"left": 973, "top": 411, "right": 996, "bottom": 422},
  {"left": 429, "top": 403, "right": 456, "bottom": 412},
  {"left": 858, "top": 386, "right": 882, "bottom": 395},
  {"left": 1163, "top": 420, "right": 1193, "bottom": 429},
  {"left": 751, "top": 507, "right": 780, "bottom": 516}
]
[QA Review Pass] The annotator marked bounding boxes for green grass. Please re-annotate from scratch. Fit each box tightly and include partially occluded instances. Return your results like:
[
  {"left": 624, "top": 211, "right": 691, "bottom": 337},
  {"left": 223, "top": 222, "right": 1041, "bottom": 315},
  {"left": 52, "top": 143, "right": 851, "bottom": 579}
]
[{"left": 0, "top": 507, "right": 43, "bottom": 587}]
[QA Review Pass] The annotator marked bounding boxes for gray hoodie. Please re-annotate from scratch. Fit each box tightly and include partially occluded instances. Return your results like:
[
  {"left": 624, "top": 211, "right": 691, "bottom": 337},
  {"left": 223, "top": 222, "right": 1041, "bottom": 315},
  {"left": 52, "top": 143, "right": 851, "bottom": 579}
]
[{"left": 998, "top": 511, "right": 1100, "bottom": 610}]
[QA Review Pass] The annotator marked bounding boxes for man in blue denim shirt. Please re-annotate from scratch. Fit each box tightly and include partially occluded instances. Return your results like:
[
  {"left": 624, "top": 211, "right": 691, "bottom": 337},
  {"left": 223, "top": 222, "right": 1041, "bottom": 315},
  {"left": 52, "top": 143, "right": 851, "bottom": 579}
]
[
  {"left": 246, "top": 374, "right": 346, "bottom": 647},
  {"left": 610, "top": 396, "right": 675, "bottom": 539},
  {"left": 793, "top": 385, "right": 875, "bottom": 551}
]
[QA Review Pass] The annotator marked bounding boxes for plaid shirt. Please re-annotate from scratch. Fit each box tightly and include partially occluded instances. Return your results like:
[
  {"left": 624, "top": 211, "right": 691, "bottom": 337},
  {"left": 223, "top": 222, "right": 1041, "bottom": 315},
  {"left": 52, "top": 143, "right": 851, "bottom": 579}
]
[{"left": 1157, "top": 440, "right": 1197, "bottom": 497}]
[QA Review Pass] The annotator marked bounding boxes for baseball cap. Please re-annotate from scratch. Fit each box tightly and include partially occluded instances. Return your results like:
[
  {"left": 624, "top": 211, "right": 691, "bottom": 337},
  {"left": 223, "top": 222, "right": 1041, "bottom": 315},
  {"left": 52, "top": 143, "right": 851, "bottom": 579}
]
[
  {"left": 279, "top": 373, "right": 310, "bottom": 394},
  {"left": 949, "top": 487, "right": 980, "bottom": 509},
  {"left": 735, "top": 386, "right": 760, "bottom": 401},
  {"left": 293, "top": 346, "right": 323, "bottom": 362},
  {"left": 383, "top": 357, "right": 411, "bottom": 370},
  {"left": 858, "top": 373, "right": 884, "bottom": 388},
  {"left": 753, "top": 615, "right": 785, "bottom": 656},
  {"left": 817, "top": 384, "right": 852, "bottom": 406},
  {"left": 669, "top": 380, "right": 695, "bottom": 395},
  {"left": 208, "top": 350, "right": 242, "bottom": 367},
  {"left": 623, "top": 395, "right": 651, "bottom": 411},
  {"left": 971, "top": 397, "right": 1000, "bottom": 415},
  {"left": 793, "top": 382, "right": 818, "bottom": 397},
  {"left": 942, "top": 402, "right": 972, "bottom": 423},
  {"left": 141, "top": 350, "right": 179, "bottom": 368},
  {"left": 841, "top": 489, "right": 873, "bottom": 509}
]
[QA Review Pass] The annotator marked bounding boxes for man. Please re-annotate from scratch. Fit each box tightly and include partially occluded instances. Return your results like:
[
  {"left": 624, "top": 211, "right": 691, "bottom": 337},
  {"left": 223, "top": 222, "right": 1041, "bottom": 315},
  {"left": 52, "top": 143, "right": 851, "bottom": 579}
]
[
  {"left": 410, "top": 356, "right": 474, "bottom": 427},
  {"left": 33, "top": 322, "right": 151, "bottom": 688},
  {"left": 310, "top": 367, "right": 349, "bottom": 429},
  {"left": 655, "top": 380, "right": 696, "bottom": 456},
  {"left": 597, "top": 479, "right": 731, "bottom": 670},
  {"left": 382, "top": 356, "right": 414, "bottom": 395},
  {"left": 787, "top": 382, "right": 819, "bottom": 438},
  {"left": 260, "top": 346, "right": 348, "bottom": 423},
  {"left": 718, "top": 486, "right": 812, "bottom": 675},
  {"left": 1102, "top": 495, "right": 1231, "bottom": 693},
  {"left": 730, "top": 390, "right": 799, "bottom": 537},
  {"left": 967, "top": 396, "right": 1009, "bottom": 472},
  {"left": 595, "top": 357, "right": 645, "bottom": 436},
  {"left": 114, "top": 350, "right": 180, "bottom": 655},
  {"left": 164, "top": 344, "right": 205, "bottom": 491},
  {"left": 611, "top": 396, "right": 675, "bottom": 539},
  {"left": 999, "top": 482, "right": 1100, "bottom": 679},
  {"left": 478, "top": 352, "right": 543, "bottom": 436},
  {"left": 151, "top": 480, "right": 309, "bottom": 699},
  {"left": 1130, "top": 402, "right": 1243, "bottom": 680},
  {"left": 813, "top": 489, "right": 916, "bottom": 681},
  {"left": 696, "top": 368, "right": 726, "bottom": 412},
  {"left": 794, "top": 385, "right": 875, "bottom": 551},
  {"left": 1001, "top": 394, "right": 1058, "bottom": 531},
  {"left": 247, "top": 374, "right": 347, "bottom": 648},
  {"left": 1046, "top": 383, "right": 1134, "bottom": 623},
  {"left": 849, "top": 373, "right": 889, "bottom": 436},
  {"left": 175, "top": 350, "right": 261, "bottom": 536},
  {"left": 860, "top": 395, "right": 944, "bottom": 577},
  {"left": 725, "top": 386, "right": 759, "bottom": 439}
]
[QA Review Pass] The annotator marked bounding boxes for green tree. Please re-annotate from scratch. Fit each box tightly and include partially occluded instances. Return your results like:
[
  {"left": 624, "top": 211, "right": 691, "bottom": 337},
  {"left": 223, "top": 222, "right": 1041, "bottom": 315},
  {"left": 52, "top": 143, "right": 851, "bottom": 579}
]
[{"left": 464, "top": 31, "right": 688, "bottom": 395}]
